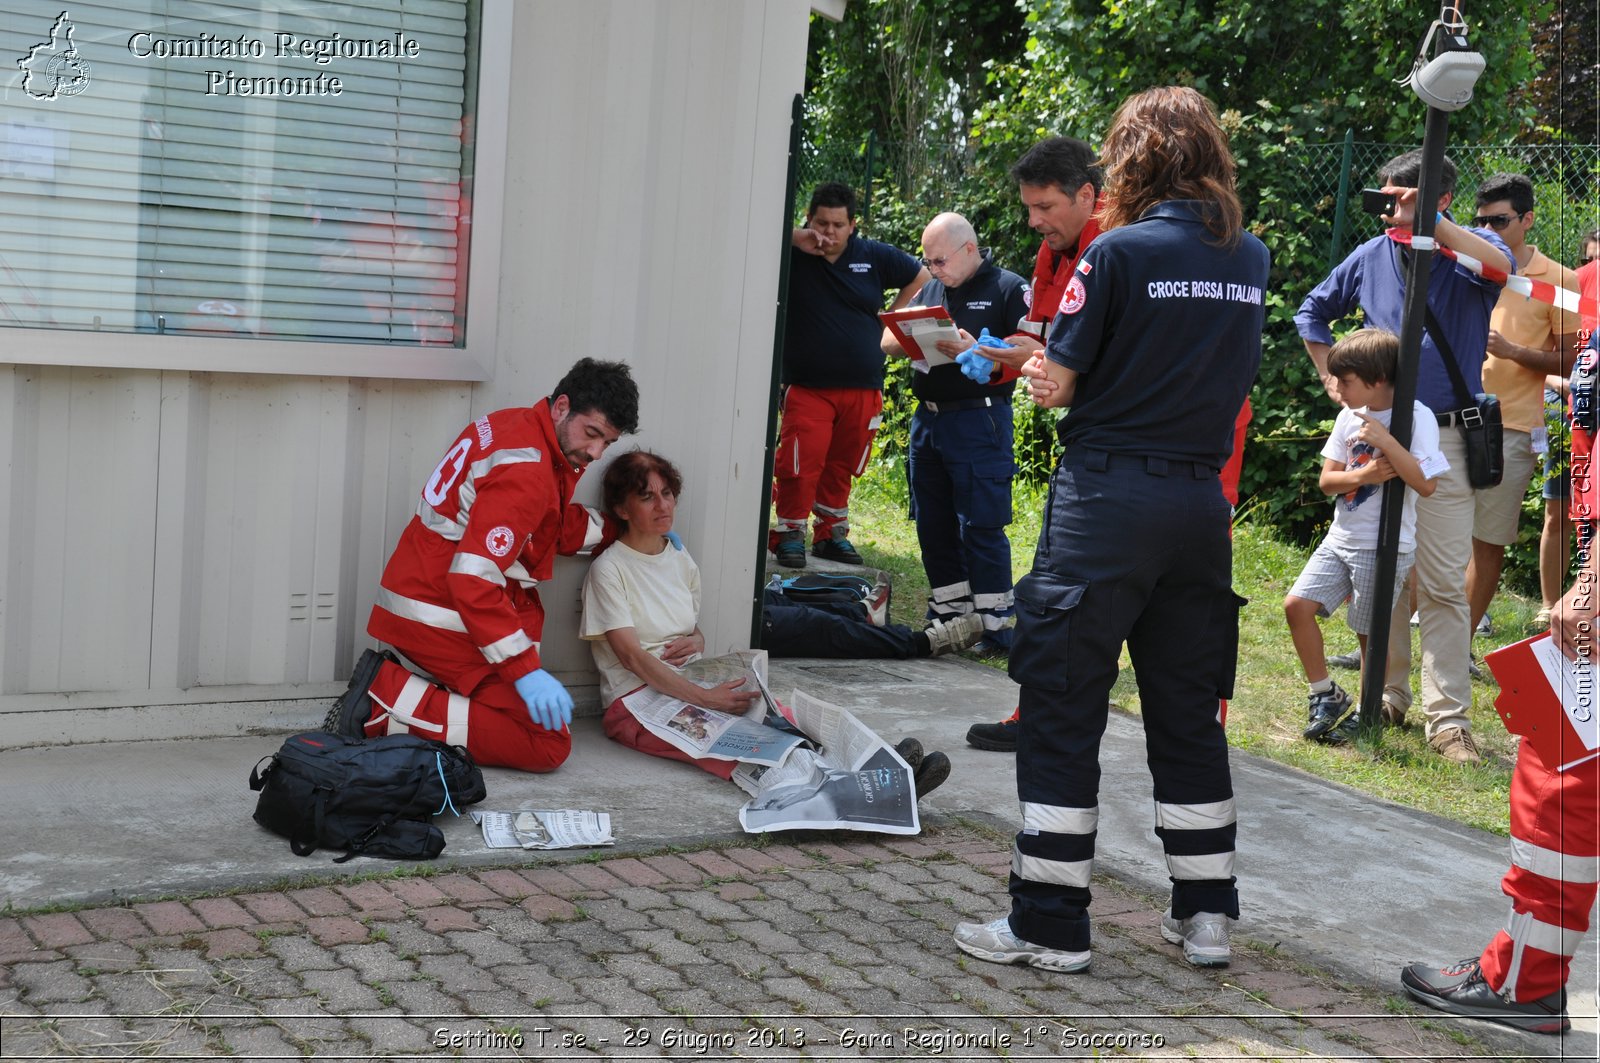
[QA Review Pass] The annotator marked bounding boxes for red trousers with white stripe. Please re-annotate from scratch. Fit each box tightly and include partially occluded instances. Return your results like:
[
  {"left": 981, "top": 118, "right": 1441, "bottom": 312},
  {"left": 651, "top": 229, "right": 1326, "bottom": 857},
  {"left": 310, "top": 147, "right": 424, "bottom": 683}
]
[
  {"left": 771, "top": 385, "right": 883, "bottom": 546},
  {"left": 1478, "top": 738, "right": 1600, "bottom": 1000},
  {"left": 363, "top": 649, "right": 571, "bottom": 774}
]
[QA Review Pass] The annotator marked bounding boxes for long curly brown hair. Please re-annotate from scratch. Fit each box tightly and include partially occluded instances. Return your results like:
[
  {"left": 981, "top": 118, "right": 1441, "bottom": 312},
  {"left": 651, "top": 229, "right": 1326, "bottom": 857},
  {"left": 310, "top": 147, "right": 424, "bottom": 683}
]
[{"left": 1097, "top": 86, "right": 1243, "bottom": 248}]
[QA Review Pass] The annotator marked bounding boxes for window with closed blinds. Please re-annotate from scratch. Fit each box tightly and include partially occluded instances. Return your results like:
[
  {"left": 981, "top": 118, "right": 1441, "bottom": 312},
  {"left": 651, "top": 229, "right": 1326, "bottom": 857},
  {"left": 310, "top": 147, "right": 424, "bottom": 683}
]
[{"left": 0, "top": 0, "right": 478, "bottom": 350}]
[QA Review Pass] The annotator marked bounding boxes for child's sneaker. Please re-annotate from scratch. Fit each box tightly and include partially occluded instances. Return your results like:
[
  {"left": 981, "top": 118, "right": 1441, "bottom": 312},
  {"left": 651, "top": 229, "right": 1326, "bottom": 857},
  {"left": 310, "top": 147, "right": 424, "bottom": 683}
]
[{"left": 1302, "top": 682, "right": 1354, "bottom": 741}]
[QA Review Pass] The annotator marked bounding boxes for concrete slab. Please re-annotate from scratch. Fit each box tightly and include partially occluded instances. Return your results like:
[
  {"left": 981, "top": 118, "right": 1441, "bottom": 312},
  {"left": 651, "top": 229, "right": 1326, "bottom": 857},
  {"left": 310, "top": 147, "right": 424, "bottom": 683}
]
[{"left": 1, "top": 652, "right": 1593, "bottom": 1050}]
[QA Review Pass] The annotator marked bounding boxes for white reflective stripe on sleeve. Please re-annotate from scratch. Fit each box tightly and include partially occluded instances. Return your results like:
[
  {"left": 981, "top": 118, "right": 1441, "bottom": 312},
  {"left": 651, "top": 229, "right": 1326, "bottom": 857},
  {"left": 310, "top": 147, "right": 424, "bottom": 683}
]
[
  {"left": 1013, "top": 849, "right": 1093, "bottom": 888},
  {"left": 581, "top": 506, "right": 606, "bottom": 551},
  {"left": 449, "top": 552, "right": 507, "bottom": 586},
  {"left": 368, "top": 675, "right": 443, "bottom": 736},
  {"left": 416, "top": 502, "right": 467, "bottom": 542},
  {"left": 377, "top": 588, "right": 468, "bottom": 633},
  {"left": 469, "top": 447, "right": 542, "bottom": 482},
  {"left": 480, "top": 629, "right": 535, "bottom": 664},
  {"left": 1021, "top": 801, "right": 1098, "bottom": 836},
  {"left": 444, "top": 691, "right": 470, "bottom": 746},
  {"left": 1506, "top": 907, "right": 1588, "bottom": 957},
  {"left": 1510, "top": 837, "right": 1600, "bottom": 884},
  {"left": 930, "top": 580, "right": 974, "bottom": 604},
  {"left": 504, "top": 561, "right": 537, "bottom": 587},
  {"left": 1154, "top": 798, "right": 1237, "bottom": 832}
]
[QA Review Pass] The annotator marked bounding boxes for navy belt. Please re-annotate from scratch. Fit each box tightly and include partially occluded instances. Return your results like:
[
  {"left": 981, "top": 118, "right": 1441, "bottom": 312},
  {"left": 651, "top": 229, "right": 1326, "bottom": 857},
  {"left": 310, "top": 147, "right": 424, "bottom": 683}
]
[
  {"left": 921, "top": 396, "right": 996, "bottom": 414},
  {"left": 1066, "top": 447, "right": 1216, "bottom": 480}
]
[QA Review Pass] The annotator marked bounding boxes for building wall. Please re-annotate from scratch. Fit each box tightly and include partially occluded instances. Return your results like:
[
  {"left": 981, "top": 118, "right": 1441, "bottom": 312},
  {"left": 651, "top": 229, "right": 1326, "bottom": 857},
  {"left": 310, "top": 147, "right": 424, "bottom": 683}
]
[{"left": 0, "top": 0, "right": 811, "bottom": 746}]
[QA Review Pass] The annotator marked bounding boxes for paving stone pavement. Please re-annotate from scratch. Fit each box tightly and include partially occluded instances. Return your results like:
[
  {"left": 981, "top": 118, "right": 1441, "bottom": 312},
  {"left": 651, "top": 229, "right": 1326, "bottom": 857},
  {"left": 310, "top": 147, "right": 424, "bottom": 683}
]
[{"left": 0, "top": 820, "right": 1523, "bottom": 1062}]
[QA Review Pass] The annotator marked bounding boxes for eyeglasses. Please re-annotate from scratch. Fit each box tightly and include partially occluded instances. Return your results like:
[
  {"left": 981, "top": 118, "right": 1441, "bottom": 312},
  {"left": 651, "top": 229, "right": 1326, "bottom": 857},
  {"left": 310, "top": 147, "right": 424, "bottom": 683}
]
[
  {"left": 921, "top": 241, "right": 973, "bottom": 270},
  {"left": 1470, "top": 211, "right": 1526, "bottom": 231}
]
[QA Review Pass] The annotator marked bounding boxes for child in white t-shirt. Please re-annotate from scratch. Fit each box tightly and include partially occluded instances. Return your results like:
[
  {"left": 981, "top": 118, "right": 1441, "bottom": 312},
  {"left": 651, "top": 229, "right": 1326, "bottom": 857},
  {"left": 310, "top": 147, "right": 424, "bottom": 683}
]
[{"left": 1283, "top": 329, "right": 1450, "bottom": 743}]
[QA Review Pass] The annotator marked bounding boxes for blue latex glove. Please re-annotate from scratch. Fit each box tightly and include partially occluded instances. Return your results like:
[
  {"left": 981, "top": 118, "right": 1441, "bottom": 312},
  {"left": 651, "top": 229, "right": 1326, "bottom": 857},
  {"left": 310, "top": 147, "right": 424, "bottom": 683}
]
[
  {"left": 515, "top": 669, "right": 573, "bottom": 731},
  {"left": 665, "top": 531, "right": 684, "bottom": 551},
  {"left": 955, "top": 327, "right": 1014, "bottom": 383}
]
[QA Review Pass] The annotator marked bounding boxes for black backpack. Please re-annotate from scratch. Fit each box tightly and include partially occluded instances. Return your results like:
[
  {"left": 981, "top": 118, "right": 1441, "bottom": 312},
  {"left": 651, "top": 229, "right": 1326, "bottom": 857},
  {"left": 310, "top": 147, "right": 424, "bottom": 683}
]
[{"left": 249, "top": 732, "right": 487, "bottom": 862}]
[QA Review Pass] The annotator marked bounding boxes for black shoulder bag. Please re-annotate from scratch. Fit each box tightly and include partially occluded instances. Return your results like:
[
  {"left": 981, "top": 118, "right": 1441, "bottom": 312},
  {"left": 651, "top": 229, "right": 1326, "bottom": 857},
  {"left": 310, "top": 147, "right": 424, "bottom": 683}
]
[{"left": 1423, "top": 306, "right": 1503, "bottom": 489}]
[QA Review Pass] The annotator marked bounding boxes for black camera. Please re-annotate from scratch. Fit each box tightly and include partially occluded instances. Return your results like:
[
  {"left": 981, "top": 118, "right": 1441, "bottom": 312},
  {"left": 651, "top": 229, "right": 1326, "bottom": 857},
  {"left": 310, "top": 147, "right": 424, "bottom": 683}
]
[{"left": 1360, "top": 188, "right": 1397, "bottom": 217}]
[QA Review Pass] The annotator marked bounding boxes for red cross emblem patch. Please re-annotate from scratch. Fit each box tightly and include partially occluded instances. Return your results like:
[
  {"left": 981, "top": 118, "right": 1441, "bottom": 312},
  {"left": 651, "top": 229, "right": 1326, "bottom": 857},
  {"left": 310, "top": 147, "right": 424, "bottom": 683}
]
[{"left": 485, "top": 525, "right": 515, "bottom": 557}]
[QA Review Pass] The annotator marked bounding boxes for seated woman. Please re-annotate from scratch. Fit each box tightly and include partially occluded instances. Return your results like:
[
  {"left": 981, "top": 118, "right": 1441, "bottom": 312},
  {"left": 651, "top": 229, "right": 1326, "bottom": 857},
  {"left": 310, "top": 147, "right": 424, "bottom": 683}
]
[{"left": 580, "top": 449, "right": 949, "bottom": 793}]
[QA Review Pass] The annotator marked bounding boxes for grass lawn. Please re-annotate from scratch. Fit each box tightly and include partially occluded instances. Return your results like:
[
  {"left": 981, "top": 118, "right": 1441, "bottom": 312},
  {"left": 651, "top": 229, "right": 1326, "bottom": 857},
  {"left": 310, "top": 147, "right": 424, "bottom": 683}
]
[{"left": 838, "top": 457, "right": 1524, "bottom": 837}]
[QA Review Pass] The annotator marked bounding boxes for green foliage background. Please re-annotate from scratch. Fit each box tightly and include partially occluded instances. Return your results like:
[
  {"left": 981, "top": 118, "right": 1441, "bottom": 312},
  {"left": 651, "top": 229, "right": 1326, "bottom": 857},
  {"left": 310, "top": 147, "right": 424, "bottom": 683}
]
[{"left": 800, "top": 0, "right": 1598, "bottom": 594}]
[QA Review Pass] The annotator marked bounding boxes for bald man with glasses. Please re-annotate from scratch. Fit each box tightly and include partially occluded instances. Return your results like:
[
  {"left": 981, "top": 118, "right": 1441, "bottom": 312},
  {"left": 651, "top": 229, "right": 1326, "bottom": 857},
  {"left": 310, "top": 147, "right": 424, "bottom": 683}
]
[{"left": 881, "top": 212, "right": 1031, "bottom": 654}]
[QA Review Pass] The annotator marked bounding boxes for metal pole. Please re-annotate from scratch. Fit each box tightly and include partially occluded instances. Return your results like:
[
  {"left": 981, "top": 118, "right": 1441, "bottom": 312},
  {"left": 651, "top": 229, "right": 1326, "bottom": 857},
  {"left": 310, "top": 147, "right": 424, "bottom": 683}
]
[
  {"left": 753, "top": 94, "right": 805, "bottom": 647},
  {"left": 862, "top": 129, "right": 877, "bottom": 226},
  {"left": 1329, "top": 129, "right": 1355, "bottom": 270},
  {"left": 1358, "top": 103, "right": 1452, "bottom": 735}
]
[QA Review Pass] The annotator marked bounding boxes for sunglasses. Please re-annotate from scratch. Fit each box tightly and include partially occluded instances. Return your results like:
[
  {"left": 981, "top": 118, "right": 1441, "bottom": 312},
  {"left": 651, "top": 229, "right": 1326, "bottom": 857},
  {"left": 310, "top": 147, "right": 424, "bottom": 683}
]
[
  {"left": 921, "top": 241, "right": 973, "bottom": 270},
  {"left": 1470, "top": 211, "right": 1526, "bottom": 231}
]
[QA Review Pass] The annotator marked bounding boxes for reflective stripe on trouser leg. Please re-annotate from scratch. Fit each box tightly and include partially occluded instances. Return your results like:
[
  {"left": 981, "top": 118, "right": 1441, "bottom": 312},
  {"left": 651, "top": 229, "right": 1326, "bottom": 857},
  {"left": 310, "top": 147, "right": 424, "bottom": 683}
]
[
  {"left": 813, "top": 389, "right": 881, "bottom": 542},
  {"left": 1480, "top": 739, "right": 1600, "bottom": 1000},
  {"left": 772, "top": 385, "right": 834, "bottom": 544},
  {"left": 1154, "top": 798, "right": 1237, "bottom": 889},
  {"left": 927, "top": 580, "right": 974, "bottom": 621},
  {"left": 974, "top": 589, "right": 1015, "bottom": 640},
  {"left": 368, "top": 673, "right": 439, "bottom": 736}
]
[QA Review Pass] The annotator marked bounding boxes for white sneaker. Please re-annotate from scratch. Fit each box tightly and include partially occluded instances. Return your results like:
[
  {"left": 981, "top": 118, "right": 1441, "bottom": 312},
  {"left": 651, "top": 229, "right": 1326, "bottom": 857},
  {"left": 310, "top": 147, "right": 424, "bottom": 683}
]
[
  {"left": 953, "top": 917, "right": 1091, "bottom": 972},
  {"left": 925, "top": 612, "right": 984, "bottom": 656},
  {"left": 1161, "top": 909, "right": 1232, "bottom": 967}
]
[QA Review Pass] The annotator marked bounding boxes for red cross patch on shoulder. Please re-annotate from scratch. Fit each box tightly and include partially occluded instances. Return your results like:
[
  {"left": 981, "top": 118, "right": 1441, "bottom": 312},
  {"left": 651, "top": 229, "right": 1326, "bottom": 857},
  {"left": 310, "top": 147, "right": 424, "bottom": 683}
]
[
  {"left": 1061, "top": 275, "right": 1087, "bottom": 315},
  {"left": 485, "top": 525, "right": 515, "bottom": 557}
]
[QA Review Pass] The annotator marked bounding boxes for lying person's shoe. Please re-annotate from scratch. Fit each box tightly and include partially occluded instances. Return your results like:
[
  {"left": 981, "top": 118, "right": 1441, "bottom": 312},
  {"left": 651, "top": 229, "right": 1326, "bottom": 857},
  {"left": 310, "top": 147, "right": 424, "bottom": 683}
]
[
  {"left": 812, "top": 532, "right": 864, "bottom": 565},
  {"left": 925, "top": 613, "right": 983, "bottom": 656},
  {"left": 864, "top": 576, "right": 892, "bottom": 626},
  {"left": 1401, "top": 958, "right": 1569, "bottom": 1034},
  {"left": 1161, "top": 909, "right": 1232, "bottom": 967},
  {"left": 323, "top": 648, "right": 395, "bottom": 737},
  {"left": 913, "top": 751, "right": 950, "bottom": 797},
  {"left": 774, "top": 532, "right": 807, "bottom": 569},
  {"left": 953, "top": 917, "right": 1090, "bottom": 973},
  {"left": 1327, "top": 649, "right": 1362, "bottom": 670},
  {"left": 1303, "top": 682, "right": 1354, "bottom": 742},
  {"left": 966, "top": 707, "right": 1019, "bottom": 752}
]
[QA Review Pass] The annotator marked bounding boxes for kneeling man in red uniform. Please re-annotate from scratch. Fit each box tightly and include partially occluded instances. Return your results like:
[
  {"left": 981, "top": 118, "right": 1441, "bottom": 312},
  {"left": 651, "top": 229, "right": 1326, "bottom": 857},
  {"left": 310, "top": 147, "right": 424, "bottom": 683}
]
[{"left": 325, "top": 358, "right": 639, "bottom": 773}]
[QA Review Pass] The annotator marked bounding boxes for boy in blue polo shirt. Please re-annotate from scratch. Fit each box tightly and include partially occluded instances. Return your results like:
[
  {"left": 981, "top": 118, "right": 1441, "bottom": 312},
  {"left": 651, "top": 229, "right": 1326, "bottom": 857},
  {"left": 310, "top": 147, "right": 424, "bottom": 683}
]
[{"left": 1283, "top": 329, "right": 1449, "bottom": 742}]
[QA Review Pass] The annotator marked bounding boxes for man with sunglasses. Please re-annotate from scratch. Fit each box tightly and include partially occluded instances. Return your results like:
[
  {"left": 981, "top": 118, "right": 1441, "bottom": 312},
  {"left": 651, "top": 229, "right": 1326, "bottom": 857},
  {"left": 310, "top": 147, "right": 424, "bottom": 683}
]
[
  {"left": 879, "top": 212, "right": 1031, "bottom": 654},
  {"left": 1296, "top": 150, "right": 1513, "bottom": 763},
  {"left": 1465, "top": 174, "right": 1582, "bottom": 648}
]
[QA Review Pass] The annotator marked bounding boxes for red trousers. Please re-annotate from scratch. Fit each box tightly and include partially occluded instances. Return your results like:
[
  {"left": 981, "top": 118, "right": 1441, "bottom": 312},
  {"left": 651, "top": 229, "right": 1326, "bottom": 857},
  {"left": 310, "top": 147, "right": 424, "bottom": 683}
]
[
  {"left": 601, "top": 697, "right": 736, "bottom": 780},
  {"left": 1478, "top": 739, "right": 1600, "bottom": 1000},
  {"left": 363, "top": 648, "right": 570, "bottom": 773},
  {"left": 772, "top": 385, "right": 883, "bottom": 546}
]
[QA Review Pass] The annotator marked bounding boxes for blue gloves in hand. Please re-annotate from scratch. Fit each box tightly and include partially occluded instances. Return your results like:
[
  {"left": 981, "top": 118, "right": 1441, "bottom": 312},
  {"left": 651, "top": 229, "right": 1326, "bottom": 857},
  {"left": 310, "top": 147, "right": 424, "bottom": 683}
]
[
  {"left": 665, "top": 531, "right": 684, "bottom": 551},
  {"left": 955, "top": 327, "right": 1014, "bottom": 383},
  {"left": 515, "top": 668, "right": 573, "bottom": 731}
]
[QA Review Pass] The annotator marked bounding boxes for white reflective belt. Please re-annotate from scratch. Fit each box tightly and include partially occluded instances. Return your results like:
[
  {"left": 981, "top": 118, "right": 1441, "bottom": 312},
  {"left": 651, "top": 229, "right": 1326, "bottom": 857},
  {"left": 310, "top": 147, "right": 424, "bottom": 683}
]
[
  {"left": 1021, "top": 801, "right": 1097, "bottom": 836},
  {"left": 480, "top": 629, "right": 534, "bottom": 665},
  {"left": 1167, "top": 851, "right": 1235, "bottom": 882},
  {"left": 377, "top": 588, "right": 468, "bottom": 634},
  {"left": 1013, "top": 849, "right": 1093, "bottom": 888},
  {"left": 930, "top": 580, "right": 974, "bottom": 604},
  {"left": 444, "top": 691, "right": 470, "bottom": 746},
  {"left": 449, "top": 552, "right": 507, "bottom": 586},
  {"left": 1510, "top": 837, "right": 1600, "bottom": 884},
  {"left": 1154, "top": 798, "right": 1237, "bottom": 832},
  {"left": 369, "top": 674, "right": 443, "bottom": 737}
]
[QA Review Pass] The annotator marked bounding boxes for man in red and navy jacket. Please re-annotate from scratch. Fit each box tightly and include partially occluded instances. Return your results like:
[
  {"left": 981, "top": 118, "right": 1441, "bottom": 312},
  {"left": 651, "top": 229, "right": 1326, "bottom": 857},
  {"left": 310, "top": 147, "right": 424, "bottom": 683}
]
[{"left": 329, "top": 358, "right": 638, "bottom": 773}]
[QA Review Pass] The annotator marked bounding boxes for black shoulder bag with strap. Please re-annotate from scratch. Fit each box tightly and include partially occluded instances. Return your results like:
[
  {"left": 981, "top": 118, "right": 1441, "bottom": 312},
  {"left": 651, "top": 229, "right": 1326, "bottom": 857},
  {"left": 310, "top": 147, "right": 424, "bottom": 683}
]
[
  {"left": 1423, "top": 305, "right": 1503, "bottom": 489},
  {"left": 249, "top": 732, "right": 487, "bottom": 862}
]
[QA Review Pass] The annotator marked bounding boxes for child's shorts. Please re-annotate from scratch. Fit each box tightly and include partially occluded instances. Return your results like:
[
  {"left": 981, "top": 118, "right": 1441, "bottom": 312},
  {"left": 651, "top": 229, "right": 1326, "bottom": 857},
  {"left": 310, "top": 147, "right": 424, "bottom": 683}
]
[{"left": 1288, "top": 540, "right": 1415, "bottom": 635}]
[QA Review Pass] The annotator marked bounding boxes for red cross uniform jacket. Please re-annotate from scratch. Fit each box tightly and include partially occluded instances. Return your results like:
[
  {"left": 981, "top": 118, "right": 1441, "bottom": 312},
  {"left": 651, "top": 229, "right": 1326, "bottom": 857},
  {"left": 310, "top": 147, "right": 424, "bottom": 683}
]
[
  {"left": 368, "top": 399, "right": 610, "bottom": 686},
  {"left": 992, "top": 209, "right": 1104, "bottom": 384}
]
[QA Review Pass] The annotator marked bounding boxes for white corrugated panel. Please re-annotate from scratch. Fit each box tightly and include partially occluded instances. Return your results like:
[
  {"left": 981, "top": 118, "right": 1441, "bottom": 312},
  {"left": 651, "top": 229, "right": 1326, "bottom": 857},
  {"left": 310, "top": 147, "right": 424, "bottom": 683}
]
[{"left": 0, "top": 0, "right": 473, "bottom": 345}]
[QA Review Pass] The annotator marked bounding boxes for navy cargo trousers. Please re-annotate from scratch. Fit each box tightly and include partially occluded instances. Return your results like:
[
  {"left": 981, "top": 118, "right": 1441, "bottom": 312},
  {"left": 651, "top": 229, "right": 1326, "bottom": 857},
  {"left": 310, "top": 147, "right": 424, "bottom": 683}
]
[{"left": 1007, "top": 447, "right": 1244, "bottom": 952}]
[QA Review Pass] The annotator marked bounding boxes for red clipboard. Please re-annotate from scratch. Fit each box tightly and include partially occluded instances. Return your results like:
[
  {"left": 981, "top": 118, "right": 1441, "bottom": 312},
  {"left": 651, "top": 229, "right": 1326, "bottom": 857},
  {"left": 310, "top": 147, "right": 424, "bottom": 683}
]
[
  {"left": 879, "top": 306, "right": 960, "bottom": 366},
  {"left": 1484, "top": 634, "right": 1600, "bottom": 771}
]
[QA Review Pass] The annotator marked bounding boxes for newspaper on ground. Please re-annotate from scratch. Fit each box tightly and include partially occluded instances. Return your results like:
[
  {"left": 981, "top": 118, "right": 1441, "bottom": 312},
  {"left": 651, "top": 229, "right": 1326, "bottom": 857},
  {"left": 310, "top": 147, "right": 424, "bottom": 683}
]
[
  {"left": 620, "top": 650, "right": 809, "bottom": 767},
  {"left": 736, "top": 688, "right": 920, "bottom": 835},
  {"left": 469, "top": 809, "right": 614, "bottom": 850}
]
